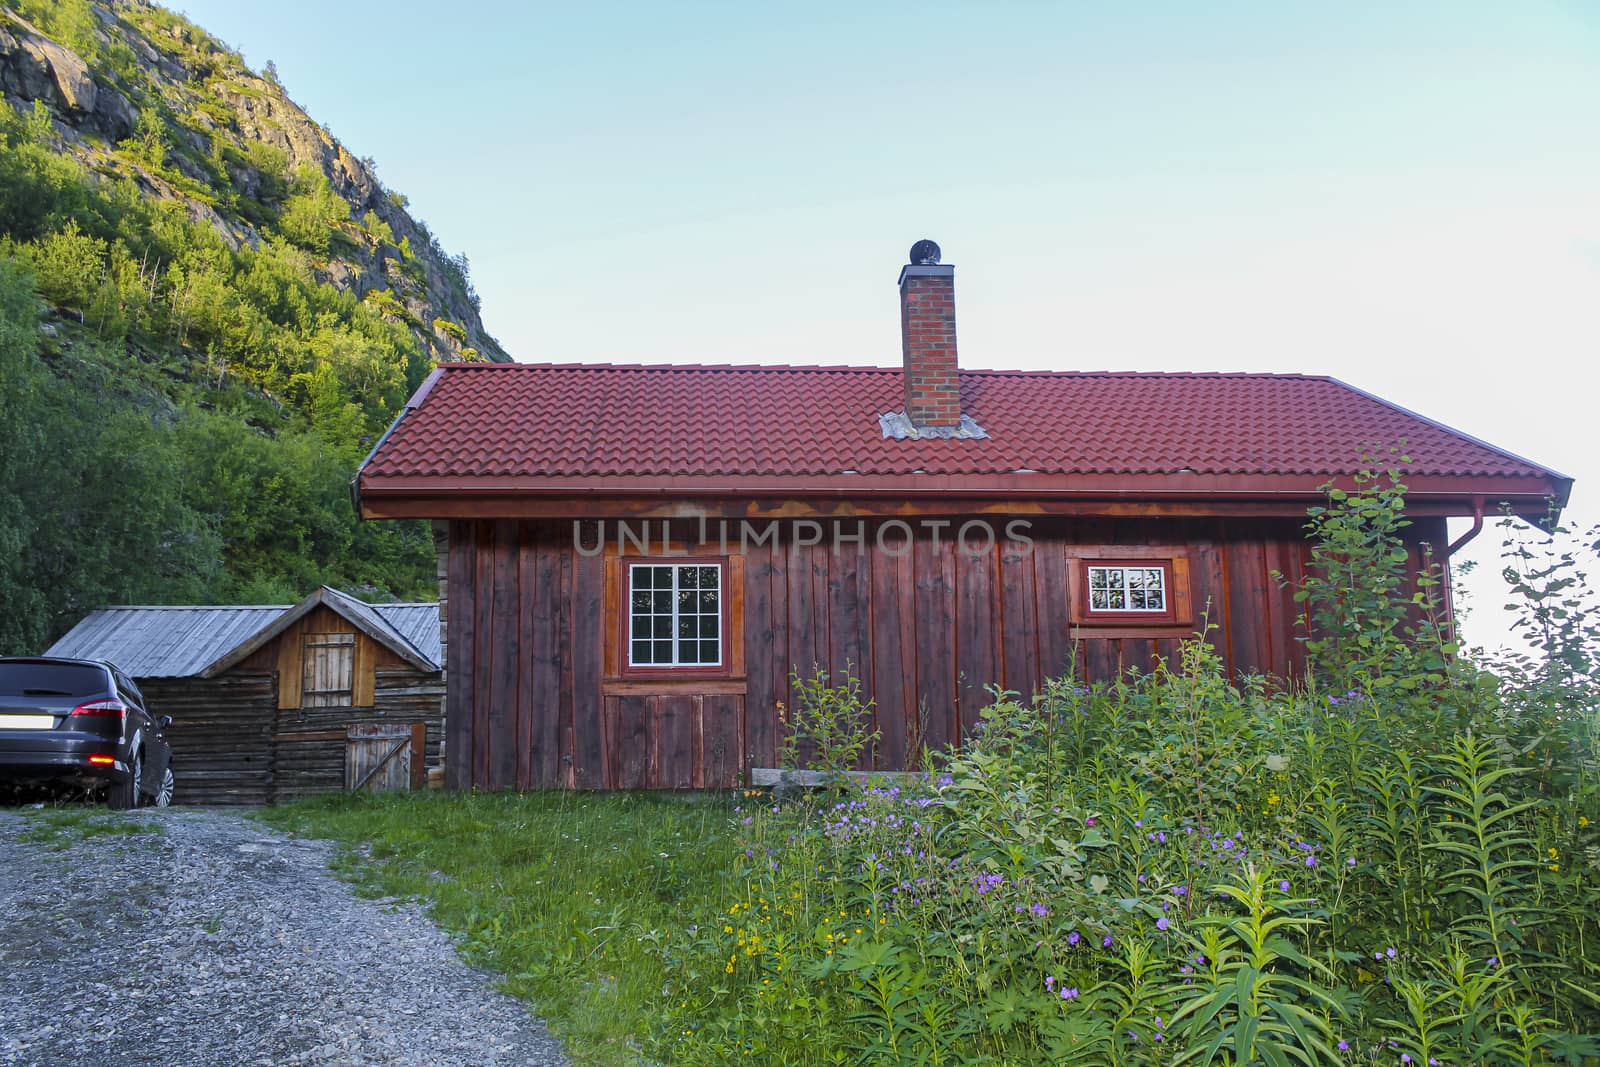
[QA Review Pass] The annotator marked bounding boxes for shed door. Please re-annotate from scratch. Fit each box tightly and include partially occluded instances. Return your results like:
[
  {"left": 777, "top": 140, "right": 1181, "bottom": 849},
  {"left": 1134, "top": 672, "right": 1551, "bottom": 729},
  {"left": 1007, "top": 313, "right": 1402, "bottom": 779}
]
[
  {"left": 345, "top": 723, "right": 418, "bottom": 793},
  {"left": 302, "top": 633, "right": 355, "bottom": 707}
]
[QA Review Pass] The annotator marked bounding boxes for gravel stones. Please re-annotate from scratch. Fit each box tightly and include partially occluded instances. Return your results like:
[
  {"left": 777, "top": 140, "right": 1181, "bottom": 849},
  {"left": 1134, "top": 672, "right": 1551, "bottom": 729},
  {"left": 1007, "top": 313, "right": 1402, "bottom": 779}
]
[{"left": 0, "top": 809, "right": 569, "bottom": 1067}]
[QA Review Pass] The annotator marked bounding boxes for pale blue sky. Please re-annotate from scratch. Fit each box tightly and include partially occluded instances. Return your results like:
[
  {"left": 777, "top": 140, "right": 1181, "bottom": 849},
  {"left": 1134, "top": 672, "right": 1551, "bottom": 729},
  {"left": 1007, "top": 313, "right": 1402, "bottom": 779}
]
[{"left": 178, "top": 1, "right": 1600, "bottom": 650}]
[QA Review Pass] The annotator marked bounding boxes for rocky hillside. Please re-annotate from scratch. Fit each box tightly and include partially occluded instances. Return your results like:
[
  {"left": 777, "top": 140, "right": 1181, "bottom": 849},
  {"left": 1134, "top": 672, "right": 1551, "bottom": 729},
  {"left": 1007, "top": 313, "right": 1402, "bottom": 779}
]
[
  {"left": 0, "top": 0, "right": 506, "bottom": 362},
  {"left": 0, "top": 0, "right": 506, "bottom": 652}
]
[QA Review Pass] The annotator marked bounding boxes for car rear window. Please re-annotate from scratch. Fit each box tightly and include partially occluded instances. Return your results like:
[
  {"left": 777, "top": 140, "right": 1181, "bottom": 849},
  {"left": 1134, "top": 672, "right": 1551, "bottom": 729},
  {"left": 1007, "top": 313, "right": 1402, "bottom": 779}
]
[{"left": 0, "top": 663, "right": 109, "bottom": 698}]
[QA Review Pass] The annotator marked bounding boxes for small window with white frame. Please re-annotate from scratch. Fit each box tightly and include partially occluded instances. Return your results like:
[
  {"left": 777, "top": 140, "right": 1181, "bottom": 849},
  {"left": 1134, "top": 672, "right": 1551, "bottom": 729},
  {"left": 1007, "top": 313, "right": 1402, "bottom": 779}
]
[
  {"left": 1086, "top": 563, "right": 1169, "bottom": 615},
  {"left": 629, "top": 563, "right": 722, "bottom": 667}
]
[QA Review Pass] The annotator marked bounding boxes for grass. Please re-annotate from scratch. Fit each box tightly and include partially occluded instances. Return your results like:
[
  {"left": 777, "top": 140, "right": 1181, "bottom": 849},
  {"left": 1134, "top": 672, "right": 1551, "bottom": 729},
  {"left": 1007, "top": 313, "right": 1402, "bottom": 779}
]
[
  {"left": 256, "top": 790, "right": 744, "bottom": 1066},
  {"left": 15, "top": 804, "right": 165, "bottom": 847}
]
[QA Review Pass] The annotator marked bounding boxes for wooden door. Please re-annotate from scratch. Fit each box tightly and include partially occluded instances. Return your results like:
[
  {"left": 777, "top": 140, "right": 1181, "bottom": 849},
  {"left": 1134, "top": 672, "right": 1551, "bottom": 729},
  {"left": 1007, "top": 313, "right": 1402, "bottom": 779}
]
[{"left": 345, "top": 723, "right": 419, "bottom": 792}]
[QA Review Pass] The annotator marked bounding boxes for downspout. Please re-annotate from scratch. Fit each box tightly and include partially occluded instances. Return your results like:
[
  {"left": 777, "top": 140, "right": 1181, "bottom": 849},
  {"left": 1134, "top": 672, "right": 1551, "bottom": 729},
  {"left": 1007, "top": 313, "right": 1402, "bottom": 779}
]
[{"left": 1444, "top": 496, "right": 1487, "bottom": 560}]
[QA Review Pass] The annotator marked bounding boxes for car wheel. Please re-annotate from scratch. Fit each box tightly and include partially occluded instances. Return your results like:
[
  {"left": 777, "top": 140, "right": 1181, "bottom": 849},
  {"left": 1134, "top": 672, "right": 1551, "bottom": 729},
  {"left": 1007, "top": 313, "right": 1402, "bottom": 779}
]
[
  {"left": 151, "top": 765, "right": 174, "bottom": 808},
  {"left": 108, "top": 750, "right": 141, "bottom": 810}
]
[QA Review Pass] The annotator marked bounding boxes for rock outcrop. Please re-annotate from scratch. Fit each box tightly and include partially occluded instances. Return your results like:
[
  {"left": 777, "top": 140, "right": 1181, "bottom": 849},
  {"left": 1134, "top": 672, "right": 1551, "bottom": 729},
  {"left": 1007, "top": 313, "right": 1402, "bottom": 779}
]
[{"left": 0, "top": 0, "right": 506, "bottom": 363}]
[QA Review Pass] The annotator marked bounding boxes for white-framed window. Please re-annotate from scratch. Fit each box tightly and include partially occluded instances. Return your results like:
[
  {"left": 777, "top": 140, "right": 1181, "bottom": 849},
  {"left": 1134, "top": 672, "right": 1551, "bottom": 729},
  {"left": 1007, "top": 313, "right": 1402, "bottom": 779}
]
[
  {"left": 628, "top": 563, "right": 722, "bottom": 667},
  {"left": 1086, "top": 564, "right": 1168, "bottom": 614}
]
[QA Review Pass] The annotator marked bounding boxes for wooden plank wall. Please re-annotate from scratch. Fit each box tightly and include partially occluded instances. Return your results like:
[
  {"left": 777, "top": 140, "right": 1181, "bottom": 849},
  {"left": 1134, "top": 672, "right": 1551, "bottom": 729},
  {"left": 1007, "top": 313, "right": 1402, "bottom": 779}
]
[
  {"left": 272, "top": 666, "right": 444, "bottom": 803},
  {"left": 141, "top": 675, "right": 277, "bottom": 806},
  {"left": 447, "top": 515, "right": 1452, "bottom": 790},
  {"left": 142, "top": 600, "right": 447, "bottom": 803}
]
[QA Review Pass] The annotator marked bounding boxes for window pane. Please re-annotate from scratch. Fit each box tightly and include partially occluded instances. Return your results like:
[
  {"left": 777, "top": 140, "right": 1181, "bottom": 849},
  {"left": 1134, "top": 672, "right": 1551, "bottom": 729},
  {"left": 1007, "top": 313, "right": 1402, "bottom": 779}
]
[
  {"left": 1091, "top": 588, "right": 1109, "bottom": 610},
  {"left": 1128, "top": 569, "right": 1145, "bottom": 591},
  {"left": 628, "top": 563, "right": 725, "bottom": 669},
  {"left": 1107, "top": 588, "right": 1126, "bottom": 610},
  {"left": 1130, "top": 588, "right": 1148, "bottom": 610},
  {"left": 1089, "top": 568, "right": 1111, "bottom": 590},
  {"left": 1147, "top": 589, "right": 1166, "bottom": 610}
]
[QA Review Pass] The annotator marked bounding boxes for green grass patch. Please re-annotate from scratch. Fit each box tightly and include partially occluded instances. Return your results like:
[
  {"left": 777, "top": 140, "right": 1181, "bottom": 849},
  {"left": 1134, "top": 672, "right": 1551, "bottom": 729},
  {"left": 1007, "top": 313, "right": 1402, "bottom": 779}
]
[
  {"left": 257, "top": 790, "right": 745, "bottom": 1066},
  {"left": 17, "top": 805, "right": 164, "bottom": 848}
]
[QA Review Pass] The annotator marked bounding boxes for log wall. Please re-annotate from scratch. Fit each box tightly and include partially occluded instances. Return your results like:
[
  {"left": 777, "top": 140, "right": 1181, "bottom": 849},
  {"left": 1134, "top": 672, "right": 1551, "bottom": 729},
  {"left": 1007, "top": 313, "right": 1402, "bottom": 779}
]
[
  {"left": 141, "top": 674, "right": 278, "bottom": 805},
  {"left": 444, "top": 514, "right": 1449, "bottom": 791},
  {"left": 271, "top": 666, "right": 444, "bottom": 803},
  {"left": 141, "top": 660, "right": 443, "bottom": 805}
]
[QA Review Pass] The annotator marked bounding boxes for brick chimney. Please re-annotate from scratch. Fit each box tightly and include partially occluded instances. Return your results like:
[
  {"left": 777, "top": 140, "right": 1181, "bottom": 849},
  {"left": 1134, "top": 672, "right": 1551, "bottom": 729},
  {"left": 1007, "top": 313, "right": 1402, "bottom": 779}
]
[{"left": 899, "top": 239, "right": 960, "bottom": 429}]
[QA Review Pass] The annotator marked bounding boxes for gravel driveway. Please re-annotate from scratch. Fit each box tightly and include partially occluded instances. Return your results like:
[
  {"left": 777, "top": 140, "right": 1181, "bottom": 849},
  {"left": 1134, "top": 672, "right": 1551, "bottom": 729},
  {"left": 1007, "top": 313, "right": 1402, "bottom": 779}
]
[{"left": 0, "top": 808, "right": 570, "bottom": 1067}]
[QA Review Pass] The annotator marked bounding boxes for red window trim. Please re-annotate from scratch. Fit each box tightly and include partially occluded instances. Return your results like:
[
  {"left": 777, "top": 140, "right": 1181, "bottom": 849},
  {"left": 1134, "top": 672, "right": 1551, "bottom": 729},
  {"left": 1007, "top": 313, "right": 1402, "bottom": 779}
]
[
  {"left": 617, "top": 557, "right": 733, "bottom": 680},
  {"left": 1077, "top": 558, "right": 1178, "bottom": 625}
]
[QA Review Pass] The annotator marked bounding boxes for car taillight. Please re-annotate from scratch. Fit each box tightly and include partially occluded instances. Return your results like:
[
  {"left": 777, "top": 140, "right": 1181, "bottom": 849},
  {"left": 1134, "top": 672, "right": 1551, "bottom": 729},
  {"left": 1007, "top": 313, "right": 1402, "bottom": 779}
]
[
  {"left": 87, "top": 754, "right": 116, "bottom": 765},
  {"left": 69, "top": 699, "right": 126, "bottom": 718}
]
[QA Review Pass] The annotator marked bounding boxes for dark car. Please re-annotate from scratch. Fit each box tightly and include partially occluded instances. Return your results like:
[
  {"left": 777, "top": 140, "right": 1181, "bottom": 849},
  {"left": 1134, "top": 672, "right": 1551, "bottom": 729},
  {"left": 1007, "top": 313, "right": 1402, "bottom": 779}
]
[{"left": 0, "top": 657, "right": 174, "bottom": 808}]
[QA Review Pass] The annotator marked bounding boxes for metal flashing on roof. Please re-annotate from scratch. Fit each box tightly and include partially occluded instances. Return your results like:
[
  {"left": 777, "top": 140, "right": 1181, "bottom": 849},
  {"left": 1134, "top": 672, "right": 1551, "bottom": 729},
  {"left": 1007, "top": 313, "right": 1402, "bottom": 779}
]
[{"left": 879, "top": 410, "right": 989, "bottom": 440}]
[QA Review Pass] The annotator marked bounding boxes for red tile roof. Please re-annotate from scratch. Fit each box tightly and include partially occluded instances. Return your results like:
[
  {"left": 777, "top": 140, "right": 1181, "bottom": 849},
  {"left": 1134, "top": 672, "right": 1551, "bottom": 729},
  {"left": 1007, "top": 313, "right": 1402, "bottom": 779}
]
[{"left": 358, "top": 363, "right": 1568, "bottom": 511}]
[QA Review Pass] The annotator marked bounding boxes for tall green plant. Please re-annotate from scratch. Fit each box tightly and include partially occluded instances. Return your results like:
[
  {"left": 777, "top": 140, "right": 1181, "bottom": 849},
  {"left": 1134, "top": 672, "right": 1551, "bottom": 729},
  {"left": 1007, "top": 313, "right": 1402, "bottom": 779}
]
[
  {"left": 1425, "top": 733, "right": 1541, "bottom": 968},
  {"left": 777, "top": 664, "right": 881, "bottom": 778},
  {"left": 1290, "top": 456, "right": 1455, "bottom": 699}
]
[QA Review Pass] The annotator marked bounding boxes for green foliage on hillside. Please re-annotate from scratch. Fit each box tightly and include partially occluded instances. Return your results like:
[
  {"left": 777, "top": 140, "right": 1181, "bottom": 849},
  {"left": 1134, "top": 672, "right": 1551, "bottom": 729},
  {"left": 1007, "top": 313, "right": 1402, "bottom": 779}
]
[
  {"left": 0, "top": 88, "right": 443, "bottom": 651},
  {"left": 0, "top": 255, "right": 435, "bottom": 654}
]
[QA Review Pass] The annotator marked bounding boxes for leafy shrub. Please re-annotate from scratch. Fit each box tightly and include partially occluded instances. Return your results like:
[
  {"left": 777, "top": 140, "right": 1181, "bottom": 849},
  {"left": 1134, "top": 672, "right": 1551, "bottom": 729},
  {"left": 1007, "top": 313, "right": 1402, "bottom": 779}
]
[
  {"left": 777, "top": 664, "right": 882, "bottom": 779},
  {"left": 651, "top": 501, "right": 1600, "bottom": 1066}
]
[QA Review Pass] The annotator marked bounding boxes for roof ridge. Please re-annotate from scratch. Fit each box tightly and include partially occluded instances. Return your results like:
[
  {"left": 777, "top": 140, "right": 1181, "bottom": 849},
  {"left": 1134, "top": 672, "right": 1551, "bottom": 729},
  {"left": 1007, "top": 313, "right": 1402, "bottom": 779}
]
[
  {"left": 85, "top": 604, "right": 289, "bottom": 611},
  {"left": 436, "top": 361, "right": 1327, "bottom": 380}
]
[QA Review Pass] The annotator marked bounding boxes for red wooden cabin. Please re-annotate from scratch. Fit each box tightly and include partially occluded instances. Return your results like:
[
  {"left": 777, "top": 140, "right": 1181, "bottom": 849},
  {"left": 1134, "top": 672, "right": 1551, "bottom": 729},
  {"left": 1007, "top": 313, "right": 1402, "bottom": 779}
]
[{"left": 355, "top": 243, "right": 1570, "bottom": 791}]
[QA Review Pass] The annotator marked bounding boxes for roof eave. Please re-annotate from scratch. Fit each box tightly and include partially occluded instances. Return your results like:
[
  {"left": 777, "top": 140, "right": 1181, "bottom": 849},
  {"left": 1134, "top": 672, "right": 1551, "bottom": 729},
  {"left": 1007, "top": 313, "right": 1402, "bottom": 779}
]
[
  {"left": 200, "top": 587, "right": 439, "bottom": 678},
  {"left": 356, "top": 471, "right": 1566, "bottom": 523}
]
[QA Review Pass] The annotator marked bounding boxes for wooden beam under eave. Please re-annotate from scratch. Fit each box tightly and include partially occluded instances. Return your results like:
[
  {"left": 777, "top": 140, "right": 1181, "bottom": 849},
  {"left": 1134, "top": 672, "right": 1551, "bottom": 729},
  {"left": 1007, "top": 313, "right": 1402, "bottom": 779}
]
[{"left": 357, "top": 492, "right": 1541, "bottom": 523}]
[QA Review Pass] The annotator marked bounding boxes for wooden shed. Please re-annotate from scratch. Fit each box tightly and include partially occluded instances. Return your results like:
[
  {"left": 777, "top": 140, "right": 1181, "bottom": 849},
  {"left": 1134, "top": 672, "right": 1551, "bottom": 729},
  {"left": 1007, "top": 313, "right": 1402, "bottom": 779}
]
[
  {"left": 45, "top": 587, "right": 443, "bottom": 804},
  {"left": 354, "top": 243, "right": 1572, "bottom": 792}
]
